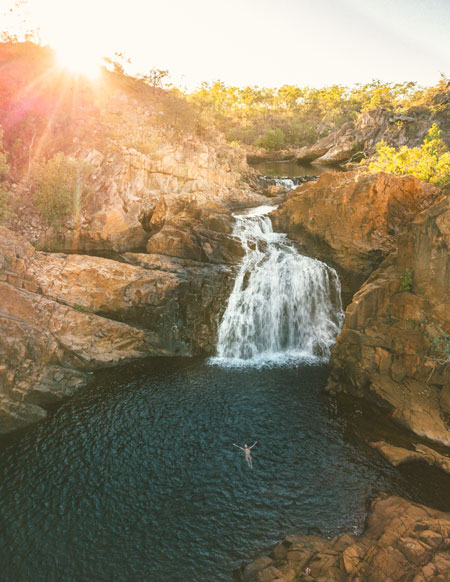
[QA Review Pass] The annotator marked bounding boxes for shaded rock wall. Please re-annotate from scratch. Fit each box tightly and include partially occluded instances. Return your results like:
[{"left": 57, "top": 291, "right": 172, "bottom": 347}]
[
  {"left": 328, "top": 197, "right": 450, "bottom": 446},
  {"left": 272, "top": 171, "right": 440, "bottom": 301}
]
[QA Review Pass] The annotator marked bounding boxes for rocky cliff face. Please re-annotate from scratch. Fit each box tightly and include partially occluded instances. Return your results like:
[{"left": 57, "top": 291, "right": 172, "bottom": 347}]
[
  {"left": 328, "top": 197, "right": 450, "bottom": 446},
  {"left": 0, "top": 210, "right": 240, "bottom": 432},
  {"left": 273, "top": 170, "right": 450, "bottom": 446},
  {"left": 272, "top": 171, "right": 440, "bottom": 301},
  {"left": 239, "top": 495, "right": 450, "bottom": 582},
  {"left": 1, "top": 92, "right": 273, "bottom": 433},
  {"left": 13, "top": 132, "right": 263, "bottom": 253},
  {"left": 295, "top": 87, "right": 450, "bottom": 165}
]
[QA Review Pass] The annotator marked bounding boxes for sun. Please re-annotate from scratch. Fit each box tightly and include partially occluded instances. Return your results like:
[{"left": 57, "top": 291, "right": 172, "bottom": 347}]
[{"left": 54, "top": 42, "right": 102, "bottom": 79}]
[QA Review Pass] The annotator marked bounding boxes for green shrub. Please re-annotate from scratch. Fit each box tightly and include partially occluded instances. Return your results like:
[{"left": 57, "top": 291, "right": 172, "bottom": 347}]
[
  {"left": 0, "top": 132, "right": 11, "bottom": 223},
  {"left": 32, "top": 153, "right": 91, "bottom": 226},
  {"left": 369, "top": 124, "right": 450, "bottom": 188},
  {"left": 426, "top": 323, "right": 450, "bottom": 362},
  {"left": 254, "top": 128, "right": 285, "bottom": 151},
  {"left": 400, "top": 268, "right": 413, "bottom": 291}
]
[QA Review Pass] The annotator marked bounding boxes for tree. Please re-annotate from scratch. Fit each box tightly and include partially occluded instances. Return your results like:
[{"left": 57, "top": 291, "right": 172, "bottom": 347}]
[
  {"left": 32, "top": 153, "right": 91, "bottom": 226},
  {"left": 141, "top": 68, "right": 169, "bottom": 89},
  {"left": 368, "top": 124, "right": 450, "bottom": 188}
]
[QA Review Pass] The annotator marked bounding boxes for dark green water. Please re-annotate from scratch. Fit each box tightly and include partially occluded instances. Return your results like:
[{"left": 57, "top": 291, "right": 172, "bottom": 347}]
[
  {"left": 250, "top": 160, "right": 342, "bottom": 177},
  {"left": 1, "top": 358, "right": 449, "bottom": 582}
]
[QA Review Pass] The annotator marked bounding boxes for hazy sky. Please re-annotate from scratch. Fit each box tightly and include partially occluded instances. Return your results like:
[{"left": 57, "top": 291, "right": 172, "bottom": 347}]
[{"left": 2, "top": 0, "right": 449, "bottom": 89}]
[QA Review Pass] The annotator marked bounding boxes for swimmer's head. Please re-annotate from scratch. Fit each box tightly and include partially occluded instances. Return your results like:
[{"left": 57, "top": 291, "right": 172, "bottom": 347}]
[{"left": 244, "top": 444, "right": 248, "bottom": 448}]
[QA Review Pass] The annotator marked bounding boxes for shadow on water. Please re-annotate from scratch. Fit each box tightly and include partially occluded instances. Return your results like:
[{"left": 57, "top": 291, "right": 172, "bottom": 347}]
[
  {"left": 1, "top": 357, "right": 449, "bottom": 582},
  {"left": 249, "top": 159, "right": 344, "bottom": 178}
]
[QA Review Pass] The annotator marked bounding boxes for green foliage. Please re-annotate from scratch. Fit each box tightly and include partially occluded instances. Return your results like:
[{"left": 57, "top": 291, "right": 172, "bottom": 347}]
[
  {"left": 188, "top": 79, "right": 427, "bottom": 150},
  {"left": 32, "top": 153, "right": 91, "bottom": 226},
  {"left": 0, "top": 131, "right": 11, "bottom": 223},
  {"left": 368, "top": 125, "right": 450, "bottom": 187},
  {"left": 426, "top": 323, "right": 450, "bottom": 362},
  {"left": 254, "top": 128, "right": 285, "bottom": 150},
  {"left": 400, "top": 268, "right": 413, "bottom": 291}
]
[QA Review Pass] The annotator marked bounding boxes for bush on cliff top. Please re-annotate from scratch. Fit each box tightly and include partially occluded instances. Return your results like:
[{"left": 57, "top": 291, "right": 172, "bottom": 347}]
[
  {"left": 0, "top": 131, "right": 11, "bottom": 223},
  {"left": 368, "top": 124, "right": 450, "bottom": 188},
  {"left": 32, "top": 153, "right": 91, "bottom": 227},
  {"left": 254, "top": 128, "right": 285, "bottom": 151}
]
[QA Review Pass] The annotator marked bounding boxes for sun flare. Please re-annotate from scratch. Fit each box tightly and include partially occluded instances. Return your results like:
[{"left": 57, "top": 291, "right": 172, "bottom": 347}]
[{"left": 54, "top": 42, "right": 102, "bottom": 79}]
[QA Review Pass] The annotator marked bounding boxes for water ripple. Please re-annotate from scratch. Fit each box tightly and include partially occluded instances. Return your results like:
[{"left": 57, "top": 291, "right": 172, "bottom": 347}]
[{"left": 1, "top": 358, "right": 449, "bottom": 582}]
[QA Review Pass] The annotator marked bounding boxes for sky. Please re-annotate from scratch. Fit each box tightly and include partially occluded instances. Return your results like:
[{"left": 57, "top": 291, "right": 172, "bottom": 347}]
[{"left": 1, "top": 0, "right": 449, "bottom": 90}]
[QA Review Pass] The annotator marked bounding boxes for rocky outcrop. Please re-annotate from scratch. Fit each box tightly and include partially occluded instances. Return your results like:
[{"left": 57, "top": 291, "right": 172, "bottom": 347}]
[
  {"left": 295, "top": 91, "right": 450, "bottom": 165},
  {"left": 370, "top": 441, "right": 450, "bottom": 476},
  {"left": 238, "top": 495, "right": 450, "bottom": 582},
  {"left": 144, "top": 193, "right": 244, "bottom": 264},
  {"left": 328, "top": 197, "right": 450, "bottom": 446},
  {"left": 0, "top": 225, "right": 236, "bottom": 432},
  {"left": 12, "top": 138, "right": 266, "bottom": 253},
  {"left": 71, "top": 142, "right": 261, "bottom": 252},
  {"left": 1, "top": 82, "right": 272, "bottom": 434},
  {"left": 272, "top": 171, "right": 440, "bottom": 299},
  {"left": 245, "top": 146, "right": 299, "bottom": 164}
]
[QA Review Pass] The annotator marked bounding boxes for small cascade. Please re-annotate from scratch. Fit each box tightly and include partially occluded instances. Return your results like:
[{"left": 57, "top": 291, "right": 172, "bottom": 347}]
[
  {"left": 212, "top": 206, "right": 344, "bottom": 367},
  {"left": 260, "top": 175, "right": 315, "bottom": 190}
]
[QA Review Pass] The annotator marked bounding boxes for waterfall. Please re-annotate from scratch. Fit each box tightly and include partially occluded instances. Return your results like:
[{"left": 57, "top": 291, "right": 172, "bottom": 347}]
[
  {"left": 212, "top": 205, "right": 344, "bottom": 367},
  {"left": 271, "top": 177, "right": 297, "bottom": 189},
  {"left": 261, "top": 176, "right": 310, "bottom": 190}
]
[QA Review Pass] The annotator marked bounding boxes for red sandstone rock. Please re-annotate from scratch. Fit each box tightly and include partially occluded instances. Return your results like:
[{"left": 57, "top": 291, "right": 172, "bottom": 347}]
[
  {"left": 239, "top": 495, "right": 450, "bottom": 582},
  {"left": 272, "top": 170, "right": 440, "bottom": 298},
  {"left": 328, "top": 197, "right": 450, "bottom": 446}
]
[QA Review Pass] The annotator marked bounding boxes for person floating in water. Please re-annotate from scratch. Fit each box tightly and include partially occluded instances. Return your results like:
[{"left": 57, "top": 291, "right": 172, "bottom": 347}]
[{"left": 233, "top": 442, "right": 257, "bottom": 468}]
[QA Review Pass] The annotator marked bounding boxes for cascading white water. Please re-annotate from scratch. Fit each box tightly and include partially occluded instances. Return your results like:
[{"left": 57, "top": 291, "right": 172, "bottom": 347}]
[
  {"left": 262, "top": 176, "right": 306, "bottom": 190},
  {"left": 272, "top": 177, "right": 297, "bottom": 189},
  {"left": 212, "top": 205, "right": 344, "bottom": 367}
]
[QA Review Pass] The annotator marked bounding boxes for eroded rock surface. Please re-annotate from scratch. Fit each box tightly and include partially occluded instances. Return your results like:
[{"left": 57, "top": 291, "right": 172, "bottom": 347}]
[
  {"left": 328, "top": 197, "right": 450, "bottom": 446},
  {"left": 272, "top": 171, "right": 440, "bottom": 299},
  {"left": 238, "top": 495, "right": 450, "bottom": 582},
  {"left": 14, "top": 138, "right": 266, "bottom": 253},
  {"left": 0, "top": 226, "right": 235, "bottom": 432},
  {"left": 370, "top": 441, "right": 450, "bottom": 476}
]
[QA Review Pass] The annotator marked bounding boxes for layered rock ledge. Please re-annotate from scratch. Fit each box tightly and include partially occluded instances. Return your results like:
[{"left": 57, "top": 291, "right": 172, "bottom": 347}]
[
  {"left": 238, "top": 495, "right": 450, "bottom": 582},
  {"left": 370, "top": 441, "right": 450, "bottom": 476},
  {"left": 273, "top": 169, "right": 449, "bottom": 446},
  {"left": 328, "top": 197, "right": 450, "bottom": 446},
  {"left": 0, "top": 222, "right": 238, "bottom": 433},
  {"left": 272, "top": 170, "right": 440, "bottom": 300}
]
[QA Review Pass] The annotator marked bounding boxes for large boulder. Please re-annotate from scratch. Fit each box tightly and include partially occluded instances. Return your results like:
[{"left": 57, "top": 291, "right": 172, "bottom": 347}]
[
  {"left": 272, "top": 171, "right": 440, "bottom": 300},
  {"left": 145, "top": 193, "right": 244, "bottom": 264},
  {"left": 328, "top": 197, "right": 450, "bottom": 446}
]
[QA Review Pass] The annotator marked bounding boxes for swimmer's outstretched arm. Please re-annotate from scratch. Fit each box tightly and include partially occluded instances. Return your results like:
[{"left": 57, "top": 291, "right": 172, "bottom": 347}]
[
  {"left": 249, "top": 441, "right": 258, "bottom": 449},
  {"left": 233, "top": 443, "right": 244, "bottom": 450}
]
